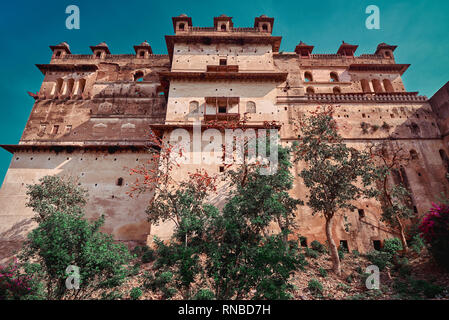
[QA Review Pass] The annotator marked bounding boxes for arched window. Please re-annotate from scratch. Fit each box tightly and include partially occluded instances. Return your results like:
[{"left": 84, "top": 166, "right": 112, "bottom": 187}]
[
  {"left": 134, "top": 71, "right": 144, "bottom": 82},
  {"left": 333, "top": 87, "right": 341, "bottom": 94},
  {"left": 304, "top": 71, "right": 313, "bottom": 82},
  {"left": 179, "top": 23, "right": 185, "bottom": 30},
  {"left": 246, "top": 101, "right": 256, "bottom": 113},
  {"left": 361, "top": 79, "right": 371, "bottom": 93},
  {"left": 384, "top": 51, "right": 392, "bottom": 58},
  {"left": 67, "top": 79, "right": 75, "bottom": 96},
  {"left": 55, "top": 78, "right": 64, "bottom": 95},
  {"left": 221, "top": 24, "right": 227, "bottom": 31},
  {"left": 410, "top": 149, "right": 419, "bottom": 160},
  {"left": 372, "top": 79, "right": 384, "bottom": 93},
  {"left": 383, "top": 79, "right": 394, "bottom": 93},
  {"left": 116, "top": 177, "right": 123, "bottom": 186},
  {"left": 330, "top": 72, "right": 339, "bottom": 82},
  {"left": 189, "top": 101, "right": 199, "bottom": 114},
  {"left": 262, "top": 24, "right": 268, "bottom": 31},
  {"left": 306, "top": 87, "right": 315, "bottom": 94},
  {"left": 78, "top": 78, "right": 86, "bottom": 96}
]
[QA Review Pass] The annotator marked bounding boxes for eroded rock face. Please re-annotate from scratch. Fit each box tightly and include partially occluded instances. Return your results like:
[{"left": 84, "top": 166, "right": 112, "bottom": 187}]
[{"left": 1, "top": 15, "right": 449, "bottom": 261}]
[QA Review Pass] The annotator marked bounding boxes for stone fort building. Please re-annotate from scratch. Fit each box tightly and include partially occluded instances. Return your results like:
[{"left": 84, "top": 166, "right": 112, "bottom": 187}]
[{"left": 1, "top": 14, "right": 449, "bottom": 259}]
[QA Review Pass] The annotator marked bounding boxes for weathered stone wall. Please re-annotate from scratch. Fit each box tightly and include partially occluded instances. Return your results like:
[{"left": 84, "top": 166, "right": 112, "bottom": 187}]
[
  {"left": 1, "top": 15, "right": 449, "bottom": 259},
  {"left": 0, "top": 150, "right": 154, "bottom": 263}
]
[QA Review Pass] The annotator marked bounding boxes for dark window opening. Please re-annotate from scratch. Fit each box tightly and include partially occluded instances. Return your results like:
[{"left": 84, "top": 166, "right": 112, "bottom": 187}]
[
  {"left": 219, "top": 58, "right": 227, "bottom": 66},
  {"left": 373, "top": 240, "right": 382, "bottom": 251},
  {"left": 139, "top": 51, "right": 145, "bottom": 57},
  {"left": 410, "top": 149, "right": 419, "bottom": 160},
  {"left": 304, "top": 72, "right": 313, "bottom": 82},
  {"left": 116, "top": 177, "right": 123, "bottom": 186},
  {"left": 55, "top": 51, "right": 61, "bottom": 57},
  {"left": 218, "top": 106, "right": 227, "bottom": 113},
  {"left": 333, "top": 87, "right": 341, "bottom": 94},
  {"left": 262, "top": 24, "right": 268, "bottom": 31},
  {"left": 339, "top": 240, "right": 349, "bottom": 252},
  {"left": 306, "top": 87, "right": 315, "bottom": 94},
  {"left": 358, "top": 209, "right": 365, "bottom": 218},
  {"left": 220, "top": 24, "right": 226, "bottom": 31},
  {"left": 52, "top": 125, "right": 59, "bottom": 134},
  {"left": 134, "top": 71, "right": 144, "bottom": 82},
  {"left": 330, "top": 72, "right": 339, "bottom": 82},
  {"left": 96, "top": 52, "right": 102, "bottom": 58},
  {"left": 179, "top": 23, "right": 185, "bottom": 30},
  {"left": 219, "top": 166, "right": 225, "bottom": 173},
  {"left": 300, "top": 237, "right": 308, "bottom": 247},
  {"left": 413, "top": 206, "right": 418, "bottom": 214}
]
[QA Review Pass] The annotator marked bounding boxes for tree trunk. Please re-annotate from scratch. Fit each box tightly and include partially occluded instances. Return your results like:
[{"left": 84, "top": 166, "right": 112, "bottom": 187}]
[
  {"left": 325, "top": 217, "right": 341, "bottom": 276},
  {"left": 396, "top": 217, "right": 408, "bottom": 254}
]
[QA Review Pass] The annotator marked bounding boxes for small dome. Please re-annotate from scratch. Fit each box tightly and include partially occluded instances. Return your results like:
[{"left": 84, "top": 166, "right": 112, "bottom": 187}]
[
  {"left": 260, "top": 14, "right": 268, "bottom": 18},
  {"left": 179, "top": 13, "right": 188, "bottom": 17},
  {"left": 96, "top": 42, "right": 108, "bottom": 47},
  {"left": 219, "top": 14, "right": 229, "bottom": 17},
  {"left": 139, "top": 41, "right": 150, "bottom": 46},
  {"left": 58, "top": 42, "right": 69, "bottom": 48}
]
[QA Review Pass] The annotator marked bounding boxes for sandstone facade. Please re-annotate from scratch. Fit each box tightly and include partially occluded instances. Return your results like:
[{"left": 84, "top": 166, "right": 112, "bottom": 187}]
[{"left": 1, "top": 14, "right": 448, "bottom": 261}]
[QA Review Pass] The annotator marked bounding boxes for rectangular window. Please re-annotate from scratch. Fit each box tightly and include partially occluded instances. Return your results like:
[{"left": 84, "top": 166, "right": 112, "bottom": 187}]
[
  {"left": 358, "top": 209, "right": 365, "bottom": 218},
  {"left": 339, "top": 240, "right": 349, "bottom": 252},
  {"left": 300, "top": 237, "right": 308, "bottom": 247},
  {"left": 52, "top": 125, "right": 59, "bottom": 134},
  {"left": 218, "top": 106, "right": 227, "bottom": 114},
  {"left": 219, "top": 58, "right": 227, "bottom": 66},
  {"left": 65, "top": 125, "right": 72, "bottom": 133},
  {"left": 373, "top": 240, "right": 382, "bottom": 251}
]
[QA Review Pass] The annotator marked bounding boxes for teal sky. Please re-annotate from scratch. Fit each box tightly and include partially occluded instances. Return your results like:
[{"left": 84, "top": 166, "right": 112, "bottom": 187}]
[{"left": 0, "top": 0, "right": 448, "bottom": 184}]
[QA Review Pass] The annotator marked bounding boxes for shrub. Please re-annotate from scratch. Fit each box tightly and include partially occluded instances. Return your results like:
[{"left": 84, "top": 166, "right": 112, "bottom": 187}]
[
  {"left": 194, "top": 289, "right": 215, "bottom": 300},
  {"left": 132, "top": 245, "right": 155, "bottom": 264},
  {"left": 393, "top": 277, "right": 444, "bottom": 299},
  {"left": 19, "top": 176, "right": 133, "bottom": 300},
  {"left": 409, "top": 234, "right": 425, "bottom": 254},
  {"left": 383, "top": 238, "right": 402, "bottom": 255},
  {"left": 419, "top": 203, "right": 449, "bottom": 271},
  {"left": 143, "top": 271, "right": 176, "bottom": 299},
  {"left": 366, "top": 250, "right": 393, "bottom": 271},
  {"left": 352, "top": 250, "right": 360, "bottom": 258},
  {"left": 130, "top": 287, "right": 143, "bottom": 300},
  {"left": 141, "top": 249, "right": 155, "bottom": 264},
  {"left": 310, "top": 240, "right": 326, "bottom": 253},
  {"left": 318, "top": 267, "right": 327, "bottom": 278},
  {"left": 305, "top": 248, "right": 319, "bottom": 259},
  {"left": 0, "top": 260, "right": 36, "bottom": 300},
  {"left": 308, "top": 279, "right": 323, "bottom": 296}
]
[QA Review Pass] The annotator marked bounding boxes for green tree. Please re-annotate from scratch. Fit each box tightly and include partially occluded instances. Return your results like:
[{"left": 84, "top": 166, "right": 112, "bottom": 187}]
[
  {"left": 293, "top": 107, "right": 378, "bottom": 276},
  {"left": 19, "top": 175, "right": 133, "bottom": 300},
  {"left": 143, "top": 142, "right": 305, "bottom": 299},
  {"left": 369, "top": 141, "right": 416, "bottom": 253},
  {"left": 26, "top": 175, "right": 87, "bottom": 223}
]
